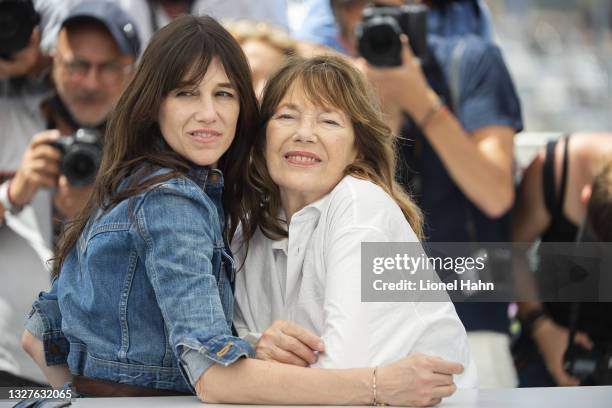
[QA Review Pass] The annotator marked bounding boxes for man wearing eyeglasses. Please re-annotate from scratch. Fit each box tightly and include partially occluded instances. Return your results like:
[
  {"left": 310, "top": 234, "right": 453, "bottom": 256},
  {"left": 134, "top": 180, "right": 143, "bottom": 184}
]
[{"left": 2, "top": 1, "right": 140, "bottom": 228}]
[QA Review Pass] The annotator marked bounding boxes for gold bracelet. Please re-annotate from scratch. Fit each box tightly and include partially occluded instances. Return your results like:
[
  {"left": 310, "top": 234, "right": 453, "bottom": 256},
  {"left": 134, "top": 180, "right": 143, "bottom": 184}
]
[
  {"left": 418, "top": 99, "right": 444, "bottom": 130},
  {"left": 372, "top": 367, "right": 388, "bottom": 406}
]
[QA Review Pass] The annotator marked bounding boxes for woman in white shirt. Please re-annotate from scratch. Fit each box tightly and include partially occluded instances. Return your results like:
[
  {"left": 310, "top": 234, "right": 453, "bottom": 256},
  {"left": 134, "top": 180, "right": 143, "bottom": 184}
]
[{"left": 233, "top": 55, "right": 478, "bottom": 393}]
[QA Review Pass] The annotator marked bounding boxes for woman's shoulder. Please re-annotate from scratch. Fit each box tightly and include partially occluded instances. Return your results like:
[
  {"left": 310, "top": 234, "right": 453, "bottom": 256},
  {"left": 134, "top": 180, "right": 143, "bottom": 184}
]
[
  {"left": 330, "top": 176, "right": 398, "bottom": 211},
  {"left": 127, "top": 166, "right": 215, "bottom": 214},
  {"left": 325, "top": 176, "right": 415, "bottom": 239}
]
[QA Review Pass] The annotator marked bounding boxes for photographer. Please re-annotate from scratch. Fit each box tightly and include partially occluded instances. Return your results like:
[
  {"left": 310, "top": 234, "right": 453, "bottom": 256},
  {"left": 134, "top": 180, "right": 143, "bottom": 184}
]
[
  {"left": 2, "top": 1, "right": 140, "bottom": 233},
  {"left": 116, "top": 0, "right": 289, "bottom": 49},
  {"left": 513, "top": 134, "right": 612, "bottom": 387},
  {"left": 0, "top": 0, "right": 66, "bottom": 226},
  {"left": 330, "top": 0, "right": 523, "bottom": 388},
  {"left": 0, "top": 0, "right": 68, "bottom": 387}
]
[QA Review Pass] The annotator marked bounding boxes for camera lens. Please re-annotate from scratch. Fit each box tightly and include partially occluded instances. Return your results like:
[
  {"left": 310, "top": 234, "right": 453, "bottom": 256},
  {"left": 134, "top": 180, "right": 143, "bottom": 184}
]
[
  {"left": 357, "top": 15, "right": 403, "bottom": 67},
  {"left": 63, "top": 144, "right": 101, "bottom": 187}
]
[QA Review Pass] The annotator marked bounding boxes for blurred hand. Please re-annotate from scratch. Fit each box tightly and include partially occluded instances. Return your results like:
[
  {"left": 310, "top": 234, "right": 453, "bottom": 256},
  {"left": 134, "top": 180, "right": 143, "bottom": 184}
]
[
  {"left": 355, "top": 35, "right": 434, "bottom": 118},
  {"left": 0, "top": 27, "right": 44, "bottom": 80},
  {"left": 532, "top": 317, "right": 594, "bottom": 386},
  {"left": 53, "top": 175, "right": 92, "bottom": 219},
  {"left": 378, "top": 353, "right": 463, "bottom": 407},
  {"left": 11, "top": 130, "right": 62, "bottom": 208},
  {"left": 256, "top": 320, "right": 325, "bottom": 367}
]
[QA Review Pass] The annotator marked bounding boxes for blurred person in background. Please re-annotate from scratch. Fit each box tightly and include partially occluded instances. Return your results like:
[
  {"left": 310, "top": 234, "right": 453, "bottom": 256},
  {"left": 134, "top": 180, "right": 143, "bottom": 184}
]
[
  {"left": 225, "top": 19, "right": 296, "bottom": 98},
  {"left": 293, "top": 0, "right": 494, "bottom": 53},
  {"left": 6, "top": 0, "right": 139, "bottom": 233},
  {"left": 0, "top": 0, "right": 66, "bottom": 387},
  {"left": 1, "top": 0, "right": 66, "bottom": 227},
  {"left": 329, "top": 0, "right": 523, "bottom": 388},
  {"left": 115, "top": 0, "right": 289, "bottom": 50},
  {"left": 513, "top": 133, "right": 612, "bottom": 387}
]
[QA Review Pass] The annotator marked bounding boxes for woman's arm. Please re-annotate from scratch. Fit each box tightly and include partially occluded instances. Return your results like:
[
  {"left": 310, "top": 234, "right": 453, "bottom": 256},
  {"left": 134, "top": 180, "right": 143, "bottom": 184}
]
[
  {"left": 21, "top": 330, "right": 72, "bottom": 388},
  {"left": 199, "top": 353, "right": 462, "bottom": 406}
]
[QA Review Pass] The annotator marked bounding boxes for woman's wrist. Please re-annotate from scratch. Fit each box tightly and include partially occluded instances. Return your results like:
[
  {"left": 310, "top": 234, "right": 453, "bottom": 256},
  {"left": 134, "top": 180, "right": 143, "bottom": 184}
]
[{"left": 372, "top": 366, "right": 388, "bottom": 406}]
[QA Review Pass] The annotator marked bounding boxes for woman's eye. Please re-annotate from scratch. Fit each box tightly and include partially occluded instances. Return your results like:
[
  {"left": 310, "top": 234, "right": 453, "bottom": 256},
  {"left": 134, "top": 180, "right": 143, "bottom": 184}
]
[
  {"left": 216, "top": 90, "right": 234, "bottom": 98},
  {"left": 176, "top": 90, "right": 195, "bottom": 97},
  {"left": 276, "top": 113, "right": 295, "bottom": 120},
  {"left": 322, "top": 118, "right": 340, "bottom": 126}
]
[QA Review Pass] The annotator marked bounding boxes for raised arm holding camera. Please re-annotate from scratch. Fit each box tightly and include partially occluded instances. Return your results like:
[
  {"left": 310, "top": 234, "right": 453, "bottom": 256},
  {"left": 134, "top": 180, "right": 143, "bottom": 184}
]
[{"left": 4, "top": 1, "right": 139, "bottom": 230}]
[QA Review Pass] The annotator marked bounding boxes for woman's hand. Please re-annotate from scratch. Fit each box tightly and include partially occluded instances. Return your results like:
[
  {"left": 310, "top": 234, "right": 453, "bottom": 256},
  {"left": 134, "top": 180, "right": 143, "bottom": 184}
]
[
  {"left": 256, "top": 320, "right": 325, "bottom": 367},
  {"left": 377, "top": 352, "right": 463, "bottom": 407}
]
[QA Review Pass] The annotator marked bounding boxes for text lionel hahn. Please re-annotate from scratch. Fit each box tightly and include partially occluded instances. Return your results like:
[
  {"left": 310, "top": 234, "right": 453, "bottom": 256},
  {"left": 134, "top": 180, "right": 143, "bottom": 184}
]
[{"left": 372, "top": 279, "right": 495, "bottom": 291}]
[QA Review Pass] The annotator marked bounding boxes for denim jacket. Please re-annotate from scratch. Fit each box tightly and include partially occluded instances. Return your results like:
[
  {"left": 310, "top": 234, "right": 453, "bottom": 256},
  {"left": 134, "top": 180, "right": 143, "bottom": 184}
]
[{"left": 26, "top": 166, "right": 254, "bottom": 393}]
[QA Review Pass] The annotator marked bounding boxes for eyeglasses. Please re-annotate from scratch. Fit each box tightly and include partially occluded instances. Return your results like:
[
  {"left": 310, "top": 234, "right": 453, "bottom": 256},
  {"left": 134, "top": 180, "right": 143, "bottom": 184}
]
[{"left": 55, "top": 53, "right": 133, "bottom": 85}]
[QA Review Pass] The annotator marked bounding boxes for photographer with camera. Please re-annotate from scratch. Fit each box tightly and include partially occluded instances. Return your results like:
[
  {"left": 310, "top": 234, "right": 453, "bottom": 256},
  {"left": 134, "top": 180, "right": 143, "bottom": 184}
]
[
  {"left": 513, "top": 134, "right": 612, "bottom": 387},
  {"left": 0, "top": 0, "right": 66, "bottom": 226},
  {"left": 329, "top": 0, "right": 523, "bottom": 388},
  {"left": 3, "top": 1, "right": 140, "bottom": 231},
  {"left": 0, "top": 0, "right": 70, "bottom": 387}
]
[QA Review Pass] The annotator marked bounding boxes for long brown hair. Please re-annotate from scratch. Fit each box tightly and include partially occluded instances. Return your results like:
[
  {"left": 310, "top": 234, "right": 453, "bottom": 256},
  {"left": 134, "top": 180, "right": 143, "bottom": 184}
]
[
  {"left": 52, "top": 15, "right": 259, "bottom": 277},
  {"left": 241, "top": 55, "right": 422, "bottom": 242}
]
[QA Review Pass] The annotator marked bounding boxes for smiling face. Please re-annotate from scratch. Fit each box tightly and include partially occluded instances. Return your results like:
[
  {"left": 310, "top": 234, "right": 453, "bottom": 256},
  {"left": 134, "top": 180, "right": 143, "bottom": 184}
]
[
  {"left": 158, "top": 58, "right": 240, "bottom": 167},
  {"left": 265, "top": 83, "right": 358, "bottom": 207}
]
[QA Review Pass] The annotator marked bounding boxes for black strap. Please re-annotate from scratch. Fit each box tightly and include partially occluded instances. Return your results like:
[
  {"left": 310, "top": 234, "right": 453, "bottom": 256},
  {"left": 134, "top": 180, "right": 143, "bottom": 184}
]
[
  {"left": 542, "top": 135, "right": 570, "bottom": 219},
  {"left": 558, "top": 135, "right": 570, "bottom": 216}
]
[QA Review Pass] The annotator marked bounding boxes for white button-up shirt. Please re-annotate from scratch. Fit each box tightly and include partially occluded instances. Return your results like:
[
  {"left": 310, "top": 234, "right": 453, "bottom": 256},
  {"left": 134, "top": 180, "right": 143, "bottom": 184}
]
[{"left": 233, "top": 176, "right": 478, "bottom": 387}]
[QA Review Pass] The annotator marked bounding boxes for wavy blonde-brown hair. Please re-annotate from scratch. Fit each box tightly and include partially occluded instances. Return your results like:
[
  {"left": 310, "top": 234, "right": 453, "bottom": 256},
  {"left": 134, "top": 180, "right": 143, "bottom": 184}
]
[{"left": 241, "top": 54, "right": 422, "bottom": 242}]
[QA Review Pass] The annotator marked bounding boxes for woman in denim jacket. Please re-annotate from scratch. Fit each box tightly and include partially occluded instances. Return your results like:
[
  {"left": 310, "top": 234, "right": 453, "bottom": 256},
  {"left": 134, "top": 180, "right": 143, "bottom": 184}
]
[{"left": 21, "top": 15, "right": 453, "bottom": 405}]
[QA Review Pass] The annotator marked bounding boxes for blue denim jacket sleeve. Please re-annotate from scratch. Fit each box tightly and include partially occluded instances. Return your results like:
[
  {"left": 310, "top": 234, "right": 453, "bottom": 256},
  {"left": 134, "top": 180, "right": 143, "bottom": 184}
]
[
  {"left": 134, "top": 183, "right": 254, "bottom": 389},
  {"left": 25, "top": 276, "right": 70, "bottom": 366}
]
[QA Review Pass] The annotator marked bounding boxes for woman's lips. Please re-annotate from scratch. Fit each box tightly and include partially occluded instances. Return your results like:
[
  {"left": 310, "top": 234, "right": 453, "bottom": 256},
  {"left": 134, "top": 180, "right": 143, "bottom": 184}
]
[
  {"left": 284, "top": 151, "right": 322, "bottom": 166},
  {"left": 188, "top": 129, "right": 222, "bottom": 143}
]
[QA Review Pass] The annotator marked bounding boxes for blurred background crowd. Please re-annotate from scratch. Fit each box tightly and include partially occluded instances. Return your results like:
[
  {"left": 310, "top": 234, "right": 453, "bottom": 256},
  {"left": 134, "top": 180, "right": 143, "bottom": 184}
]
[{"left": 1, "top": 0, "right": 611, "bottom": 393}]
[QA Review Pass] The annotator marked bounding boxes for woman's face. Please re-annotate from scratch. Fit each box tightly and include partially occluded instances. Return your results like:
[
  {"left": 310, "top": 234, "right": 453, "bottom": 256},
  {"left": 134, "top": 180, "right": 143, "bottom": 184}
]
[
  {"left": 265, "top": 85, "right": 358, "bottom": 204},
  {"left": 158, "top": 58, "right": 240, "bottom": 167}
]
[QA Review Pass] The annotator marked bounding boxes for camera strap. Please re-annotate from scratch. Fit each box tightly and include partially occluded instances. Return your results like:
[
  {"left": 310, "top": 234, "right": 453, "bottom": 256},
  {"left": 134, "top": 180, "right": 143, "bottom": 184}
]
[
  {"left": 564, "top": 301, "right": 582, "bottom": 376},
  {"left": 447, "top": 38, "right": 482, "bottom": 243}
]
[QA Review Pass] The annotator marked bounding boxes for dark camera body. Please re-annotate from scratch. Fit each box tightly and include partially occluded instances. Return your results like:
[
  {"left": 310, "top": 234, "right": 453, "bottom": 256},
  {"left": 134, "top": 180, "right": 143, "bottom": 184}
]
[
  {"left": 356, "top": 3, "right": 429, "bottom": 67},
  {"left": 51, "top": 129, "right": 102, "bottom": 187},
  {"left": 564, "top": 343, "right": 612, "bottom": 385},
  {"left": 0, "top": 0, "right": 40, "bottom": 59}
]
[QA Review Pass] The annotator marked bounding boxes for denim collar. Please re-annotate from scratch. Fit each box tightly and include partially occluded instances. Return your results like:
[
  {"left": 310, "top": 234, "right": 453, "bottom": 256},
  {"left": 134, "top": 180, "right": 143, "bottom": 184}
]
[{"left": 187, "top": 166, "right": 224, "bottom": 190}]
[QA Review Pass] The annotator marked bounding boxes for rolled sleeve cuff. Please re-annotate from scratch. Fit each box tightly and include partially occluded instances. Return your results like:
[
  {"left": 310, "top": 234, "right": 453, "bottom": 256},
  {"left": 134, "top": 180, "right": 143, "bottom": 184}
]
[
  {"left": 24, "top": 309, "right": 45, "bottom": 340},
  {"left": 26, "top": 301, "right": 69, "bottom": 366},
  {"left": 178, "top": 334, "right": 254, "bottom": 391}
]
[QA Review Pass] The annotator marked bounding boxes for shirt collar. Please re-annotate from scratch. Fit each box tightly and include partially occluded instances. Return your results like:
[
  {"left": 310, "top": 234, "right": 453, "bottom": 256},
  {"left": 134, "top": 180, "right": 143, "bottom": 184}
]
[
  {"left": 187, "top": 166, "right": 224, "bottom": 190},
  {"left": 289, "top": 192, "right": 331, "bottom": 223}
]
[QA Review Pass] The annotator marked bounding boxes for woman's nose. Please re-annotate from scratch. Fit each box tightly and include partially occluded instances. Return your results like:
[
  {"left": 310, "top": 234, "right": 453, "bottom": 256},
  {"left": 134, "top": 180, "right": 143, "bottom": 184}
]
[
  {"left": 194, "top": 97, "right": 217, "bottom": 123},
  {"left": 293, "top": 116, "right": 316, "bottom": 143}
]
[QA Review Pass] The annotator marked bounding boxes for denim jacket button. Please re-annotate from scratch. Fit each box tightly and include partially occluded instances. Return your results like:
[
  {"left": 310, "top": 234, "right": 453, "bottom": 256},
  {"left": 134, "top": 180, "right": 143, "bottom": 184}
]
[{"left": 216, "top": 342, "right": 233, "bottom": 358}]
